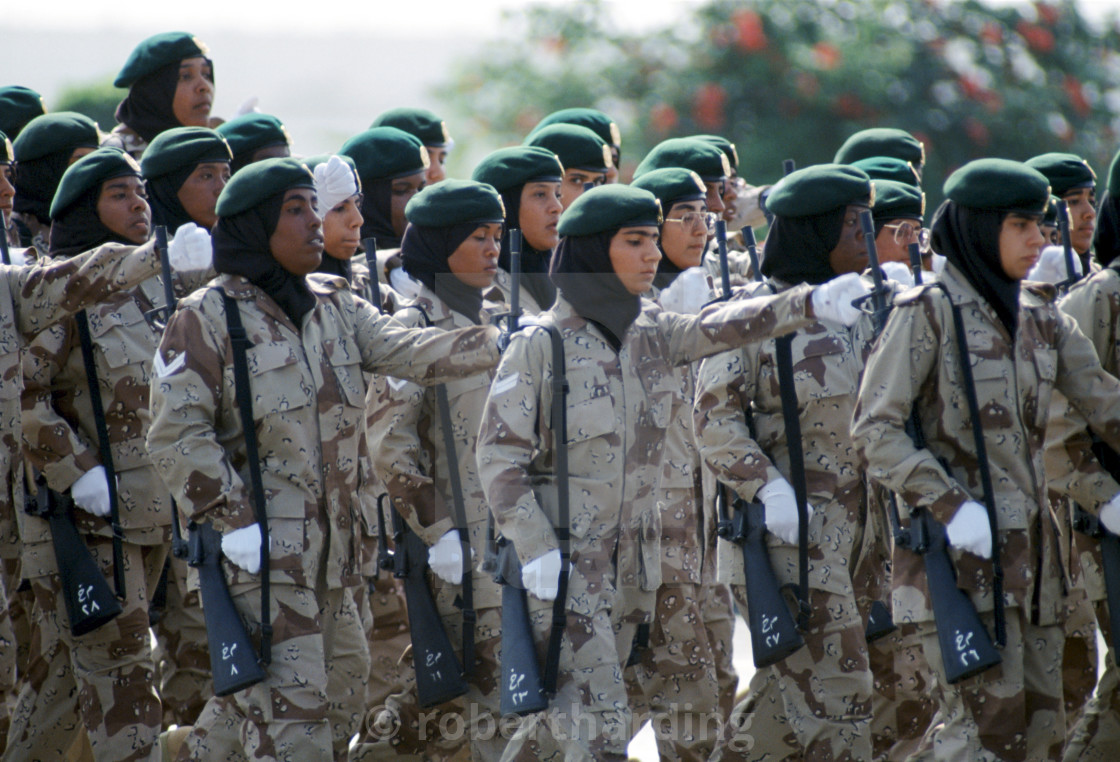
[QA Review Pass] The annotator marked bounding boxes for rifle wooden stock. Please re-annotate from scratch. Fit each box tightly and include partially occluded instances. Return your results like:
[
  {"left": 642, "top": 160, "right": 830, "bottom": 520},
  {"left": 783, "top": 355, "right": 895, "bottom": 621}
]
[
  {"left": 496, "top": 542, "right": 548, "bottom": 715},
  {"left": 188, "top": 523, "right": 265, "bottom": 696}
]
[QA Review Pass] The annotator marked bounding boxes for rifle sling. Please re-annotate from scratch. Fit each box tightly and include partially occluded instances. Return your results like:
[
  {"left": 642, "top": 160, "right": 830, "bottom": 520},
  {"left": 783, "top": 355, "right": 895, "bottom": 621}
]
[
  {"left": 74, "top": 311, "right": 125, "bottom": 600},
  {"left": 218, "top": 288, "right": 273, "bottom": 666},
  {"left": 542, "top": 323, "right": 570, "bottom": 697},
  {"left": 774, "top": 333, "right": 811, "bottom": 630}
]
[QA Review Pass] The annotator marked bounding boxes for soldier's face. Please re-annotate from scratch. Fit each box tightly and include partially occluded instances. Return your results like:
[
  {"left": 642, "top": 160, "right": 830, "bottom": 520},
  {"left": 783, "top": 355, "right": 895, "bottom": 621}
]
[
  {"left": 177, "top": 161, "right": 229, "bottom": 229},
  {"left": 0, "top": 164, "right": 13, "bottom": 217},
  {"left": 609, "top": 225, "right": 661, "bottom": 295},
  {"left": 998, "top": 213, "right": 1045, "bottom": 280},
  {"left": 519, "top": 181, "right": 563, "bottom": 251},
  {"left": 704, "top": 181, "right": 726, "bottom": 215},
  {"left": 828, "top": 205, "right": 870, "bottom": 275},
  {"left": 322, "top": 194, "right": 364, "bottom": 260},
  {"left": 269, "top": 189, "right": 323, "bottom": 276},
  {"left": 661, "top": 201, "right": 709, "bottom": 270},
  {"left": 447, "top": 222, "right": 502, "bottom": 289},
  {"left": 97, "top": 176, "right": 150, "bottom": 244},
  {"left": 560, "top": 169, "right": 605, "bottom": 210},
  {"left": 425, "top": 147, "right": 448, "bottom": 185},
  {"left": 391, "top": 172, "right": 426, "bottom": 237},
  {"left": 1063, "top": 186, "right": 1096, "bottom": 255},
  {"left": 171, "top": 57, "right": 214, "bottom": 128}
]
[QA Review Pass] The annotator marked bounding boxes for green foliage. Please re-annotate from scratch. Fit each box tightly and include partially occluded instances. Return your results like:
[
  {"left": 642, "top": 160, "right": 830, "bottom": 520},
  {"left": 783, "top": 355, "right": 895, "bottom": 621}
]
[
  {"left": 55, "top": 78, "right": 126, "bottom": 134},
  {"left": 436, "top": 0, "right": 1120, "bottom": 205}
]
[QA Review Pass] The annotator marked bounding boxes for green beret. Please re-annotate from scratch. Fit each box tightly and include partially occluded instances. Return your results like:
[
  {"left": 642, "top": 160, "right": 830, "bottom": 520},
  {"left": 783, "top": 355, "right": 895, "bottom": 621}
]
[
  {"left": 692, "top": 134, "right": 739, "bottom": 170},
  {"left": 370, "top": 107, "right": 451, "bottom": 147},
  {"left": 114, "top": 32, "right": 209, "bottom": 88},
  {"left": 50, "top": 147, "right": 142, "bottom": 220},
  {"left": 0, "top": 86, "right": 46, "bottom": 139},
  {"left": 0, "top": 133, "right": 12, "bottom": 164},
  {"left": 558, "top": 185, "right": 662, "bottom": 237},
  {"left": 943, "top": 158, "right": 1051, "bottom": 215},
  {"left": 13, "top": 112, "right": 100, "bottom": 162},
  {"left": 632, "top": 138, "right": 731, "bottom": 182},
  {"left": 834, "top": 127, "right": 925, "bottom": 166},
  {"left": 340, "top": 127, "right": 429, "bottom": 185},
  {"left": 405, "top": 179, "right": 505, "bottom": 227},
  {"left": 470, "top": 146, "right": 563, "bottom": 192},
  {"left": 871, "top": 180, "right": 924, "bottom": 221},
  {"left": 524, "top": 124, "right": 611, "bottom": 174},
  {"left": 215, "top": 157, "right": 314, "bottom": 218},
  {"left": 529, "top": 108, "right": 621, "bottom": 149},
  {"left": 1108, "top": 150, "right": 1120, "bottom": 196},
  {"left": 630, "top": 168, "right": 706, "bottom": 211},
  {"left": 141, "top": 127, "right": 231, "bottom": 179},
  {"left": 1025, "top": 152, "right": 1096, "bottom": 196},
  {"left": 216, "top": 114, "right": 290, "bottom": 161},
  {"left": 852, "top": 156, "right": 920, "bottom": 187},
  {"left": 766, "top": 164, "right": 873, "bottom": 218}
]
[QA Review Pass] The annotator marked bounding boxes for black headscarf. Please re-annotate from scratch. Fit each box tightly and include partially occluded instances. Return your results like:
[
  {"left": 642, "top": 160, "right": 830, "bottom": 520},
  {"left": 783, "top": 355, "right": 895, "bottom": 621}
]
[
  {"left": 652, "top": 243, "right": 686, "bottom": 290},
  {"left": 116, "top": 58, "right": 213, "bottom": 144},
  {"left": 401, "top": 222, "right": 486, "bottom": 324},
  {"left": 212, "top": 192, "right": 317, "bottom": 326},
  {"left": 550, "top": 230, "right": 641, "bottom": 352},
  {"left": 359, "top": 179, "right": 400, "bottom": 250},
  {"left": 48, "top": 185, "right": 139, "bottom": 259},
  {"left": 930, "top": 199, "right": 1019, "bottom": 337},
  {"left": 760, "top": 208, "right": 846, "bottom": 285},
  {"left": 13, "top": 150, "right": 72, "bottom": 223},
  {"left": 498, "top": 185, "right": 556, "bottom": 309},
  {"left": 1093, "top": 190, "right": 1120, "bottom": 268},
  {"left": 147, "top": 163, "right": 196, "bottom": 231},
  {"left": 315, "top": 252, "right": 352, "bottom": 281}
]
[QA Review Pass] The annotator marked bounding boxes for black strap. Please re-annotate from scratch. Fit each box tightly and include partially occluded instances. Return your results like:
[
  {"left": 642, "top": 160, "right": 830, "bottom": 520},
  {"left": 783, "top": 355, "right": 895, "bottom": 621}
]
[
  {"left": 943, "top": 290, "right": 1006, "bottom": 648},
  {"left": 217, "top": 288, "right": 273, "bottom": 666},
  {"left": 74, "top": 312, "right": 126, "bottom": 600},
  {"left": 542, "top": 323, "right": 570, "bottom": 697},
  {"left": 774, "top": 333, "right": 811, "bottom": 630}
]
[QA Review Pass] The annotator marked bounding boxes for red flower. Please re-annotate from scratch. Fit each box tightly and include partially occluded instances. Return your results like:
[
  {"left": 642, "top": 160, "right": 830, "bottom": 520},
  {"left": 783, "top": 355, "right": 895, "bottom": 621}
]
[
  {"left": 1017, "top": 20, "right": 1055, "bottom": 52},
  {"left": 957, "top": 75, "right": 1002, "bottom": 111},
  {"left": 980, "top": 22, "right": 1003, "bottom": 46},
  {"left": 812, "top": 42, "right": 842, "bottom": 71},
  {"left": 1064, "top": 75, "right": 1091, "bottom": 118},
  {"left": 650, "top": 103, "right": 679, "bottom": 133},
  {"left": 693, "top": 83, "right": 727, "bottom": 130},
  {"left": 832, "top": 93, "right": 867, "bottom": 119},
  {"left": 965, "top": 117, "right": 990, "bottom": 146},
  {"left": 733, "top": 10, "right": 768, "bottom": 52},
  {"left": 1035, "top": 2, "right": 1060, "bottom": 26}
]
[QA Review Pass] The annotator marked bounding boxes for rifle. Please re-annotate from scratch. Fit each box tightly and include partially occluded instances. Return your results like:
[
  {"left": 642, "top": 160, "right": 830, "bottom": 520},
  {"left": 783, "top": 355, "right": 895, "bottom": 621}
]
[
  {"left": 1054, "top": 200, "right": 1081, "bottom": 292},
  {"left": 361, "top": 237, "right": 379, "bottom": 306},
  {"left": 375, "top": 493, "right": 394, "bottom": 578},
  {"left": 188, "top": 521, "right": 266, "bottom": 695},
  {"left": 782, "top": 159, "right": 796, "bottom": 176},
  {"left": 0, "top": 218, "right": 10, "bottom": 265},
  {"left": 742, "top": 225, "right": 762, "bottom": 285}
]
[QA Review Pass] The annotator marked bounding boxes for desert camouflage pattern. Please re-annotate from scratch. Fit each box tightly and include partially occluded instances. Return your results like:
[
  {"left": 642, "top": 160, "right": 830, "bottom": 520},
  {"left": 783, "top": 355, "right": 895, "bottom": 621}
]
[
  {"left": 485, "top": 267, "right": 550, "bottom": 317},
  {"left": 852, "top": 263, "right": 1120, "bottom": 760},
  {"left": 152, "top": 555, "right": 211, "bottom": 728}
]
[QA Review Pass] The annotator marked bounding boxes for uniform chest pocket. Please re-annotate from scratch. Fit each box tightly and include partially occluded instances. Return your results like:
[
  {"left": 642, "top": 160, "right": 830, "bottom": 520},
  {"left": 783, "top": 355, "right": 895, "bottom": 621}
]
[
  {"left": 1030, "top": 348, "right": 1058, "bottom": 429},
  {"left": 565, "top": 394, "right": 617, "bottom": 444},
  {"left": 245, "top": 341, "right": 312, "bottom": 420},
  {"left": 88, "top": 301, "right": 157, "bottom": 371},
  {"left": 966, "top": 357, "right": 1015, "bottom": 431},
  {"left": 323, "top": 336, "right": 366, "bottom": 408}
]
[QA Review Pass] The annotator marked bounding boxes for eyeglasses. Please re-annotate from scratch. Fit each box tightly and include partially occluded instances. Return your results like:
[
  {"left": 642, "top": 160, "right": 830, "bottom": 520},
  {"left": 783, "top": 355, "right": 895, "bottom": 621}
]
[
  {"left": 665, "top": 212, "right": 717, "bottom": 231},
  {"left": 882, "top": 221, "right": 931, "bottom": 252}
]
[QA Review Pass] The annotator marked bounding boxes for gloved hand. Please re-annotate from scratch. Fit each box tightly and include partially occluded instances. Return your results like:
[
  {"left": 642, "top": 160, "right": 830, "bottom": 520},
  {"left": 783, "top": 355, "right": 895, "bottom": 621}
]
[
  {"left": 945, "top": 500, "right": 992, "bottom": 559},
  {"left": 660, "top": 267, "right": 712, "bottom": 314},
  {"left": 428, "top": 529, "right": 465, "bottom": 585},
  {"left": 727, "top": 183, "right": 770, "bottom": 230},
  {"left": 929, "top": 253, "right": 947, "bottom": 275},
  {"left": 1099, "top": 492, "right": 1120, "bottom": 535},
  {"left": 2, "top": 247, "right": 31, "bottom": 266},
  {"left": 522, "top": 548, "right": 562, "bottom": 601},
  {"left": 168, "top": 223, "right": 212, "bottom": 271},
  {"left": 1027, "top": 245, "right": 1081, "bottom": 284},
  {"left": 880, "top": 261, "right": 914, "bottom": 288},
  {"left": 810, "top": 272, "right": 871, "bottom": 325},
  {"left": 389, "top": 266, "right": 423, "bottom": 299},
  {"left": 758, "top": 477, "right": 814, "bottom": 545},
  {"left": 313, "top": 155, "right": 359, "bottom": 217},
  {"left": 71, "top": 466, "right": 111, "bottom": 517},
  {"left": 221, "top": 525, "right": 265, "bottom": 574},
  {"left": 234, "top": 96, "right": 260, "bottom": 117}
]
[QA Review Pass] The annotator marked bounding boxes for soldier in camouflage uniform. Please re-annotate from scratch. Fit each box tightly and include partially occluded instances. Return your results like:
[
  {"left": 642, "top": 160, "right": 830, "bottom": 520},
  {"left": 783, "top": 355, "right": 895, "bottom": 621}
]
[
  {"left": 523, "top": 124, "right": 611, "bottom": 210},
  {"left": 145, "top": 159, "right": 502, "bottom": 761},
  {"left": 371, "top": 107, "right": 455, "bottom": 186},
  {"left": 526, "top": 108, "right": 622, "bottom": 185},
  {"left": 851, "top": 159, "right": 1120, "bottom": 761},
  {"left": 476, "top": 184, "right": 869, "bottom": 760}
]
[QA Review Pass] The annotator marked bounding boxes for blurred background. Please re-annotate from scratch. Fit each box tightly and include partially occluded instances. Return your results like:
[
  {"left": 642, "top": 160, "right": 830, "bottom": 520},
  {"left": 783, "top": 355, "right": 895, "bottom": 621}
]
[{"left": 11, "top": 0, "right": 1120, "bottom": 204}]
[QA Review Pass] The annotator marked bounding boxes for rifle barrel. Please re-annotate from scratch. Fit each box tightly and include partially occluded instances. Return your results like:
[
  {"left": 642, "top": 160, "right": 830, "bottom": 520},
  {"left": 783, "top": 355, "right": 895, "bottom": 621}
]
[
  {"left": 715, "top": 220, "right": 732, "bottom": 300},
  {"left": 742, "top": 225, "right": 763, "bottom": 284}
]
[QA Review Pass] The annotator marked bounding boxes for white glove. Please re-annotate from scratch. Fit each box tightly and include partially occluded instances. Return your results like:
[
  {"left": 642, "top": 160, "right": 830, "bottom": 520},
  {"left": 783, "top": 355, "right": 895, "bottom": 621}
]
[
  {"left": 757, "top": 477, "right": 814, "bottom": 545},
  {"left": 168, "top": 223, "right": 212, "bottom": 271},
  {"left": 428, "top": 530, "right": 465, "bottom": 585},
  {"left": 313, "top": 155, "right": 359, "bottom": 217},
  {"left": 1099, "top": 492, "right": 1120, "bottom": 535},
  {"left": 71, "top": 466, "right": 111, "bottom": 517},
  {"left": 945, "top": 500, "right": 992, "bottom": 559},
  {"left": 727, "top": 183, "right": 769, "bottom": 230},
  {"left": 1027, "top": 245, "right": 1081, "bottom": 284},
  {"left": 221, "top": 525, "right": 265, "bottom": 574},
  {"left": 2, "top": 247, "right": 31, "bottom": 266},
  {"left": 389, "top": 266, "right": 423, "bottom": 299},
  {"left": 810, "top": 272, "right": 870, "bottom": 325},
  {"left": 522, "top": 548, "right": 562, "bottom": 601},
  {"left": 234, "top": 96, "right": 260, "bottom": 117},
  {"left": 659, "top": 267, "right": 712, "bottom": 314},
  {"left": 880, "top": 261, "right": 914, "bottom": 288},
  {"left": 929, "top": 253, "right": 947, "bottom": 275}
]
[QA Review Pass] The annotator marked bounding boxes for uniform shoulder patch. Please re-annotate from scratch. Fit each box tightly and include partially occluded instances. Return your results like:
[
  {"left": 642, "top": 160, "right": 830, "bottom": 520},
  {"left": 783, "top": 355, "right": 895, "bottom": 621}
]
[
  {"left": 154, "top": 350, "right": 186, "bottom": 378},
  {"left": 1022, "top": 281, "right": 1058, "bottom": 304},
  {"left": 307, "top": 273, "right": 351, "bottom": 293}
]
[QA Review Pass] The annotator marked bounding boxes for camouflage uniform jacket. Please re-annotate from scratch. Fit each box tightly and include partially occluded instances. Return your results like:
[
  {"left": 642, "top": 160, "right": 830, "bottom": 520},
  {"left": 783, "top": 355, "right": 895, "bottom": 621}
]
[
  {"left": 146, "top": 273, "right": 500, "bottom": 589},
  {"left": 103, "top": 124, "right": 148, "bottom": 161},
  {"left": 485, "top": 268, "right": 549, "bottom": 316},
  {"left": 476, "top": 286, "right": 815, "bottom": 617},
  {"left": 694, "top": 279, "right": 868, "bottom": 594},
  {"left": 367, "top": 284, "right": 502, "bottom": 608},
  {"left": 21, "top": 270, "right": 209, "bottom": 543},
  {"left": 851, "top": 264, "right": 1120, "bottom": 625},
  {"left": 1, "top": 242, "right": 163, "bottom": 554}
]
